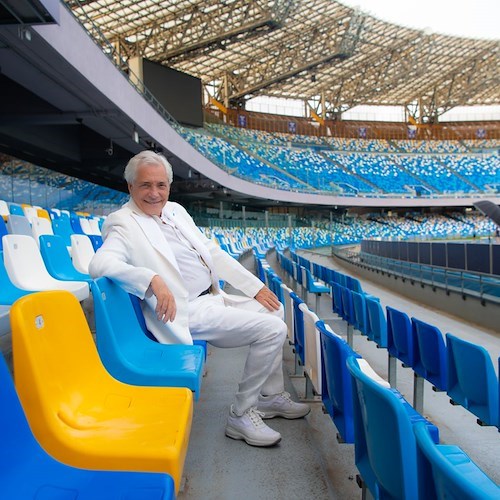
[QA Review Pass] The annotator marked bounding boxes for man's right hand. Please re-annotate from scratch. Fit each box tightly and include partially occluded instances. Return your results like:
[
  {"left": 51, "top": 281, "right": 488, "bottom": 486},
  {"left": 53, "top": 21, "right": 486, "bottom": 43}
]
[{"left": 149, "top": 275, "right": 177, "bottom": 323}]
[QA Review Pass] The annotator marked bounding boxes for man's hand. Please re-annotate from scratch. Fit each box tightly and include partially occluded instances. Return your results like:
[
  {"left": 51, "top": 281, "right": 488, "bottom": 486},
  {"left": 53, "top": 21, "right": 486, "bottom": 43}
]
[
  {"left": 255, "top": 285, "right": 281, "bottom": 311},
  {"left": 149, "top": 275, "right": 176, "bottom": 323}
]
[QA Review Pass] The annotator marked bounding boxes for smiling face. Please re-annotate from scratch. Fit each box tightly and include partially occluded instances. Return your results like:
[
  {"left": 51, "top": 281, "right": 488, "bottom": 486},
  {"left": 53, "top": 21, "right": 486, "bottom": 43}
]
[{"left": 128, "top": 162, "right": 170, "bottom": 216}]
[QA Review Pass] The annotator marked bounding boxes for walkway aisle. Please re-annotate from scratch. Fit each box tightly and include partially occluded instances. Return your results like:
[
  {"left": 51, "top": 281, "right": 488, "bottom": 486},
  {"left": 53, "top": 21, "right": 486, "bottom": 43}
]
[
  {"left": 179, "top": 341, "right": 360, "bottom": 500},
  {"left": 297, "top": 248, "right": 500, "bottom": 485}
]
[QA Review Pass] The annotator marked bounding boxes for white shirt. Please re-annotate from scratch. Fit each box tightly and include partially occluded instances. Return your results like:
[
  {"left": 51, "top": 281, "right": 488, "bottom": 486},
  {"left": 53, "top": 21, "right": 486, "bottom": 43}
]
[{"left": 154, "top": 215, "right": 212, "bottom": 301}]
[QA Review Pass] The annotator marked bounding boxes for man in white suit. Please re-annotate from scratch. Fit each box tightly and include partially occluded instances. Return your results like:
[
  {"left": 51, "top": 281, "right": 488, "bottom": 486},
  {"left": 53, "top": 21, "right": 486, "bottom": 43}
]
[{"left": 89, "top": 151, "right": 309, "bottom": 447}]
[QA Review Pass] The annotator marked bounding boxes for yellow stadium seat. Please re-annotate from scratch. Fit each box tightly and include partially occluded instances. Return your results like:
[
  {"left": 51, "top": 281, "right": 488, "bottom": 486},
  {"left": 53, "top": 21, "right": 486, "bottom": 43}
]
[
  {"left": 10, "top": 290, "right": 193, "bottom": 493},
  {"left": 36, "top": 208, "right": 51, "bottom": 221}
]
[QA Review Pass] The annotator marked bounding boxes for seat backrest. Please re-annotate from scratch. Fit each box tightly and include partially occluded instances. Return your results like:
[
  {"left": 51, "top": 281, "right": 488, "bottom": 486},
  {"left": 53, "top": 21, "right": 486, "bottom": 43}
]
[
  {"left": 332, "top": 282, "right": 344, "bottom": 317},
  {"left": 411, "top": 318, "right": 447, "bottom": 391},
  {"left": 300, "top": 303, "right": 322, "bottom": 395},
  {"left": 0, "top": 217, "right": 7, "bottom": 251},
  {"left": 70, "top": 234, "right": 95, "bottom": 274},
  {"left": 446, "top": 333, "right": 499, "bottom": 426},
  {"left": 0, "top": 251, "right": 30, "bottom": 305},
  {"left": 317, "top": 320, "right": 359, "bottom": 443},
  {"left": 69, "top": 212, "right": 84, "bottom": 234},
  {"left": 52, "top": 212, "right": 73, "bottom": 247},
  {"left": 346, "top": 356, "right": 419, "bottom": 500},
  {"left": 91, "top": 277, "right": 155, "bottom": 363},
  {"left": 413, "top": 421, "right": 500, "bottom": 500},
  {"left": 8, "top": 202, "right": 24, "bottom": 216},
  {"left": 31, "top": 216, "right": 54, "bottom": 244},
  {"left": 365, "top": 297, "right": 388, "bottom": 348},
  {"left": 88, "top": 218, "right": 102, "bottom": 235},
  {"left": 23, "top": 206, "right": 38, "bottom": 224},
  {"left": 3, "top": 234, "right": 56, "bottom": 290},
  {"left": 6, "top": 214, "right": 32, "bottom": 236},
  {"left": 281, "top": 283, "right": 295, "bottom": 343},
  {"left": 79, "top": 217, "right": 93, "bottom": 235},
  {"left": 39, "top": 234, "right": 89, "bottom": 282},
  {"left": 0, "top": 199, "right": 9, "bottom": 219},
  {"left": 340, "top": 286, "right": 355, "bottom": 325},
  {"left": 290, "top": 292, "right": 305, "bottom": 363},
  {"left": 386, "top": 306, "right": 415, "bottom": 367},
  {"left": 10, "top": 290, "right": 108, "bottom": 426},
  {"left": 351, "top": 291, "right": 367, "bottom": 335}
]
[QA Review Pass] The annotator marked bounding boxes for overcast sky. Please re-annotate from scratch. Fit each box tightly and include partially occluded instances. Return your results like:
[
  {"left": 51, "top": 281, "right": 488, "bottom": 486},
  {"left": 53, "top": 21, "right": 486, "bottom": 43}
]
[{"left": 341, "top": 0, "right": 499, "bottom": 40}]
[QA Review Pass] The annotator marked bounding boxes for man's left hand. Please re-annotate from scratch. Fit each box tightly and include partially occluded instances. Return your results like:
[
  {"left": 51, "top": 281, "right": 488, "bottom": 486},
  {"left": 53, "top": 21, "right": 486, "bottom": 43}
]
[{"left": 255, "top": 285, "right": 281, "bottom": 311}]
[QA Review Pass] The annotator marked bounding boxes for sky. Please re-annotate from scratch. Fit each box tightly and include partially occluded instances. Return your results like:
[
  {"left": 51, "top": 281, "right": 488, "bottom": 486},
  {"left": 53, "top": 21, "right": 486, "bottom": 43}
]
[{"left": 341, "top": 0, "right": 499, "bottom": 40}]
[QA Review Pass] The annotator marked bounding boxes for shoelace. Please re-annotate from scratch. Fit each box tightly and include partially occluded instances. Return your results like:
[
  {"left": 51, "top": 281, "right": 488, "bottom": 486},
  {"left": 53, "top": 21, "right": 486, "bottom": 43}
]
[
  {"left": 246, "top": 407, "right": 266, "bottom": 428},
  {"left": 279, "top": 391, "right": 293, "bottom": 403}
]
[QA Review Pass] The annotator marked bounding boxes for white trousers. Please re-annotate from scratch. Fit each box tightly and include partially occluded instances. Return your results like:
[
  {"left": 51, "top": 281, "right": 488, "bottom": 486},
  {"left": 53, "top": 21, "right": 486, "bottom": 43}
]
[{"left": 188, "top": 293, "right": 287, "bottom": 414}]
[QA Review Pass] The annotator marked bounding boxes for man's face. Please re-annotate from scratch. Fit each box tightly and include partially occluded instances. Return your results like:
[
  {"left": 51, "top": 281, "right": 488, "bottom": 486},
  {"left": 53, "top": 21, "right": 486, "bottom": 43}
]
[{"left": 128, "top": 163, "right": 170, "bottom": 216}]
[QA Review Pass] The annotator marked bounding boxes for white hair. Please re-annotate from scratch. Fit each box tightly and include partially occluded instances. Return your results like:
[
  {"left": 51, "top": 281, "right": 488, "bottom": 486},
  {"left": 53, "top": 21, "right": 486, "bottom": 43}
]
[{"left": 124, "top": 150, "right": 173, "bottom": 184}]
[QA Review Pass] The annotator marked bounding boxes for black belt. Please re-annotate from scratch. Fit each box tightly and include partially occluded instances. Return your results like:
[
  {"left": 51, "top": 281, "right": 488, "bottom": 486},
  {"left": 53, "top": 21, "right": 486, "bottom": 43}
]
[{"left": 198, "top": 286, "right": 211, "bottom": 297}]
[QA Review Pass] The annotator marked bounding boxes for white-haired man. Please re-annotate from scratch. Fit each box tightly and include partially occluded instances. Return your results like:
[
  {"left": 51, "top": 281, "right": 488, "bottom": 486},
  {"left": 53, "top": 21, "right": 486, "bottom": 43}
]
[{"left": 89, "top": 150, "right": 309, "bottom": 447}]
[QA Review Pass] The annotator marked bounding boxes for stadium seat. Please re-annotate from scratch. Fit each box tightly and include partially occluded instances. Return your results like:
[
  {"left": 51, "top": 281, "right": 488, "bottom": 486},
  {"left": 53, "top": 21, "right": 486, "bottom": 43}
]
[
  {"left": 387, "top": 306, "right": 416, "bottom": 368},
  {"left": 303, "top": 266, "right": 329, "bottom": 313},
  {"left": 39, "top": 234, "right": 91, "bottom": 282},
  {"left": 290, "top": 291, "right": 306, "bottom": 370},
  {"left": 317, "top": 320, "right": 360, "bottom": 443},
  {"left": 346, "top": 356, "right": 439, "bottom": 500},
  {"left": 413, "top": 422, "right": 500, "bottom": 500},
  {"left": 412, "top": 318, "right": 448, "bottom": 392},
  {"left": 300, "top": 302, "right": 322, "bottom": 396},
  {"left": 0, "top": 351, "right": 176, "bottom": 500},
  {"left": 281, "top": 282, "right": 295, "bottom": 344},
  {"left": 52, "top": 213, "right": 74, "bottom": 247},
  {"left": 0, "top": 217, "right": 7, "bottom": 251},
  {"left": 3, "top": 234, "right": 89, "bottom": 301},
  {"left": 331, "top": 282, "right": 344, "bottom": 317},
  {"left": 31, "top": 215, "right": 54, "bottom": 245},
  {"left": 8, "top": 202, "right": 24, "bottom": 216},
  {"left": 10, "top": 290, "right": 193, "bottom": 493},
  {"left": 386, "top": 306, "right": 416, "bottom": 388},
  {"left": 0, "top": 199, "right": 9, "bottom": 221},
  {"left": 91, "top": 277, "right": 205, "bottom": 398},
  {"left": 71, "top": 234, "right": 96, "bottom": 274},
  {"left": 6, "top": 214, "right": 32, "bottom": 236},
  {"left": 351, "top": 290, "right": 368, "bottom": 336},
  {"left": 365, "top": 296, "right": 388, "bottom": 348},
  {"left": 446, "top": 333, "right": 499, "bottom": 427}
]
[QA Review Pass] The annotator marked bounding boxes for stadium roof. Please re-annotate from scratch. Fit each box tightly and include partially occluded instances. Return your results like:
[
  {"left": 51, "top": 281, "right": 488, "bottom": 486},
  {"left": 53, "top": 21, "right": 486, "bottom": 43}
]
[{"left": 66, "top": 0, "right": 499, "bottom": 122}]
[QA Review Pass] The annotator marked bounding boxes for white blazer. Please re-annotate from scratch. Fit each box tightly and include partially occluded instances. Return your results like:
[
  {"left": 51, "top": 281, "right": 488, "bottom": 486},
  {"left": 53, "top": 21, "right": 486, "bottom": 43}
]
[{"left": 89, "top": 200, "right": 264, "bottom": 344}]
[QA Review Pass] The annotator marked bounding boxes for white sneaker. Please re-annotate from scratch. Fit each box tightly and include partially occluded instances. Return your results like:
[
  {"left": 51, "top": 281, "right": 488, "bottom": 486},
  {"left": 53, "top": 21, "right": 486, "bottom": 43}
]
[
  {"left": 257, "top": 391, "right": 311, "bottom": 419},
  {"left": 225, "top": 405, "right": 282, "bottom": 447}
]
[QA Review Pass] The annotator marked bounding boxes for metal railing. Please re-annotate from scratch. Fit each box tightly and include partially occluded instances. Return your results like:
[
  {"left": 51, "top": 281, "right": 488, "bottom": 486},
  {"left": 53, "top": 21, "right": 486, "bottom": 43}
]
[{"left": 334, "top": 247, "right": 500, "bottom": 304}]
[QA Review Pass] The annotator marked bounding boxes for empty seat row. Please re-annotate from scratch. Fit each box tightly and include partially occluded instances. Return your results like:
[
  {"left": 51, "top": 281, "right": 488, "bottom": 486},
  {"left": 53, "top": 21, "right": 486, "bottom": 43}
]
[{"left": 271, "top": 257, "right": 499, "bottom": 498}]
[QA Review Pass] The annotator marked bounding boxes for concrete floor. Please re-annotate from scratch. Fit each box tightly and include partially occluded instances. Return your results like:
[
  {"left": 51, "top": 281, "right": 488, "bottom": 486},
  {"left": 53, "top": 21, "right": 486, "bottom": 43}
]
[{"left": 179, "top": 248, "right": 499, "bottom": 499}]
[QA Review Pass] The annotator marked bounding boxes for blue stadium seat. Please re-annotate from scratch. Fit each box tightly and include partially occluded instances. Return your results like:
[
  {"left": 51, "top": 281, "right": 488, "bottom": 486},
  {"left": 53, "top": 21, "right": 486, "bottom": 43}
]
[
  {"left": 446, "top": 333, "right": 499, "bottom": 427},
  {"left": 351, "top": 290, "right": 368, "bottom": 336},
  {"left": 414, "top": 421, "right": 500, "bottom": 500},
  {"left": 317, "top": 320, "right": 360, "bottom": 443},
  {"left": 0, "top": 217, "right": 7, "bottom": 251},
  {"left": 91, "top": 277, "right": 205, "bottom": 398},
  {"left": 412, "top": 318, "right": 448, "bottom": 392},
  {"left": 0, "top": 352, "right": 175, "bottom": 500},
  {"left": 39, "top": 234, "right": 91, "bottom": 282},
  {"left": 331, "top": 282, "right": 344, "bottom": 317},
  {"left": 386, "top": 306, "right": 416, "bottom": 368},
  {"left": 290, "top": 291, "right": 306, "bottom": 366},
  {"left": 346, "top": 356, "right": 439, "bottom": 500},
  {"left": 303, "top": 266, "right": 329, "bottom": 312},
  {"left": 365, "top": 296, "right": 388, "bottom": 348}
]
